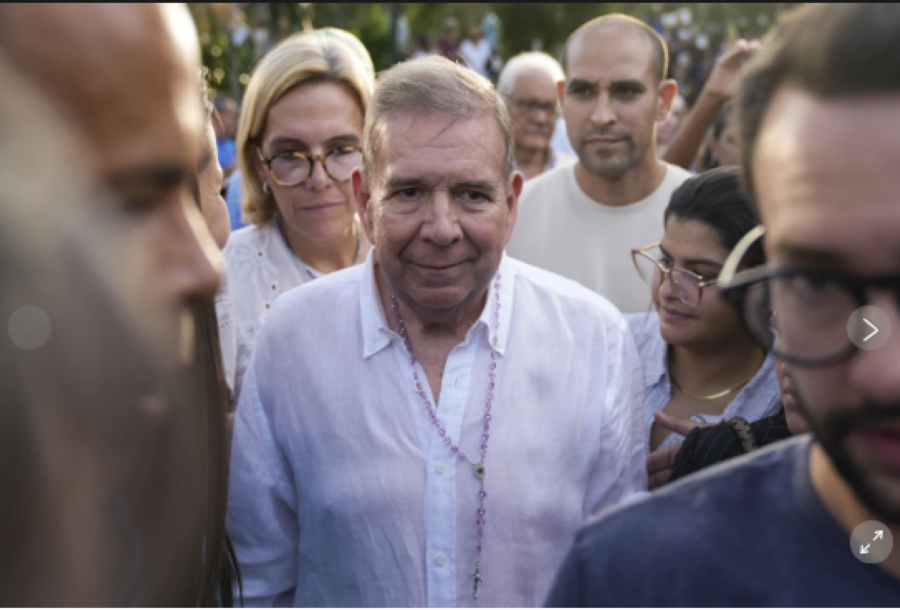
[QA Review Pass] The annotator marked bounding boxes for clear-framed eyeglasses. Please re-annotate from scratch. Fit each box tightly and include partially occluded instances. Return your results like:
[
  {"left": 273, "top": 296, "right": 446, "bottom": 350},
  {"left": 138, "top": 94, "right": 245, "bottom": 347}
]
[
  {"left": 718, "top": 225, "right": 900, "bottom": 367},
  {"left": 256, "top": 145, "right": 362, "bottom": 187},
  {"left": 631, "top": 242, "right": 718, "bottom": 308}
]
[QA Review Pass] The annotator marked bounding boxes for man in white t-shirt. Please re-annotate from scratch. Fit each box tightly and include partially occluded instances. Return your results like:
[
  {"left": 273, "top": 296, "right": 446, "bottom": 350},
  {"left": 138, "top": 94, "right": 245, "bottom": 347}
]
[
  {"left": 459, "top": 26, "right": 492, "bottom": 77},
  {"left": 507, "top": 14, "right": 691, "bottom": 314}
]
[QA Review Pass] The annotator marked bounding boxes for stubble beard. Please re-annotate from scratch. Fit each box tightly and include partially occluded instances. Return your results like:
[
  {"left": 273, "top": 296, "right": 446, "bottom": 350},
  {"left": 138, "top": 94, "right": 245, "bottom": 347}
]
[{"left": 803, "top": 398, "right": 900, "bottom": 524}]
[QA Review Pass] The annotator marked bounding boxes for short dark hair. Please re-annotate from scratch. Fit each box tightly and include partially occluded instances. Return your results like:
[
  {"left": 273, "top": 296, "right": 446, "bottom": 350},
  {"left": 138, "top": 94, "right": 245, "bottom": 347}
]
[
  {"left": 561, "top": 14, "right": 668, "bottom": 84},
  {"left": 739, "top": 3, "right": 900, "bottom": 204},
  {"left": 664, "top": 167, "right": 764, "bottom": 267}
]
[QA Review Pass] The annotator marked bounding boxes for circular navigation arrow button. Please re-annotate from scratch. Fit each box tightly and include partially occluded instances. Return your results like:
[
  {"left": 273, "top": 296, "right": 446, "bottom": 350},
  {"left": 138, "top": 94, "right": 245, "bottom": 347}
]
[{"left": 847, "top": 306, "right": 891, "bottom": 351}]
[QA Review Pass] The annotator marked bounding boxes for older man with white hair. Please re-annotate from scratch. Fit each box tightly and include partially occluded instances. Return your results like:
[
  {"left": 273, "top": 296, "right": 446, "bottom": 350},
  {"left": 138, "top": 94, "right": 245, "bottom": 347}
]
[
  {"left": 498, "top": 51, "right": 576, "bottom": 180},
  {"left": 227, "top": 55, "right": 646, "bottom": 607}
]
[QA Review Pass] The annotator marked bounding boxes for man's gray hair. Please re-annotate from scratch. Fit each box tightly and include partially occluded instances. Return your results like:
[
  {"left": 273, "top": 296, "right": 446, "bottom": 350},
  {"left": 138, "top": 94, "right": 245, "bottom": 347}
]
[
  {"left": 362, "top": 56, "right": 514, "bottom": 188},
  {"left": 497, "top": 51, "right": 565, "bottom": 96}
]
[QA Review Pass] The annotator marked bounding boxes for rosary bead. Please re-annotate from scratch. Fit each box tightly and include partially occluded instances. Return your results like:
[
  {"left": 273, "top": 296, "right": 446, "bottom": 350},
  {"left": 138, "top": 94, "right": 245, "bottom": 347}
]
[{"left": 458, "top": 452, "right": 467, "bottom": 461}]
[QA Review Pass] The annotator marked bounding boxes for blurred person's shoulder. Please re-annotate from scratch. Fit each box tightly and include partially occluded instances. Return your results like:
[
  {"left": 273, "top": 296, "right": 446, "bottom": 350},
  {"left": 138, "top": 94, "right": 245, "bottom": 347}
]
[
  {"left": 557, "top": 436, "right": 815, "bottom": 605},
  {"left": 660, "top": 161, "right": 693, "bottom": 192}
]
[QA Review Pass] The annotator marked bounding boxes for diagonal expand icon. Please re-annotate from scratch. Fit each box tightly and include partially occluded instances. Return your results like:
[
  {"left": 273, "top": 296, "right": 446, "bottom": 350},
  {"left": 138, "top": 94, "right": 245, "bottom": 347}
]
[{"left": 864, "top": 318, "right": 879, "bottom": 342}]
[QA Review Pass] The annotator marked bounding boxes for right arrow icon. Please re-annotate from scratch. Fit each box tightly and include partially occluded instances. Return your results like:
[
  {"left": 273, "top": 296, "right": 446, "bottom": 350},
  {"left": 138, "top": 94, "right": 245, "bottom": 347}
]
[
  {"left": 864, "top": 318, "right": 879, "bottom": 342},
  {"left": 875, "top": 530, "right": 884, "bottom": 541}
]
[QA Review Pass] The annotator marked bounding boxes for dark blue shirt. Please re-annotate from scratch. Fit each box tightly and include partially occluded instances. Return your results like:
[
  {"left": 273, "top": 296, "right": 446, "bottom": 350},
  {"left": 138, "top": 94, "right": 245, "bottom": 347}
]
[{"left": 547, "top": 436, "right": 900, "bottom": 607}]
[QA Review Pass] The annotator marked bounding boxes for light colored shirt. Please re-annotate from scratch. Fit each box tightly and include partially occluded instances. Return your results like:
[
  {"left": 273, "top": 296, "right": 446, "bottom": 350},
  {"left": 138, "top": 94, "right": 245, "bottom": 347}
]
[
  {"left": 506, "top": 162, "right": 692, "bottom": 314},
  {"left": 550, "top": 117, "right": 576, "bottom": 156},
  {"left": 218, "top": 221, "right": 314, "bottom": 399},
  {"left": 227, "top": 252, "right": 648, "bottom": 607},
  {"left": 459, "top": 38, "right": 492, "bottom": 76},
  {"left": 626, "top": 312, "right": 782, "bottom": 448},
  {"left": 513, "top": 147, "right": 577, "bottom": 181}
]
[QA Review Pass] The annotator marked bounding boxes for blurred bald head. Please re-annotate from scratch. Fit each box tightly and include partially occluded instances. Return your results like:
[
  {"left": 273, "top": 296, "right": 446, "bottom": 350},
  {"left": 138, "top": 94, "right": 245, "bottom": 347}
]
[{"left": 0, "top": 3, "right": 220, "bottom": 304}]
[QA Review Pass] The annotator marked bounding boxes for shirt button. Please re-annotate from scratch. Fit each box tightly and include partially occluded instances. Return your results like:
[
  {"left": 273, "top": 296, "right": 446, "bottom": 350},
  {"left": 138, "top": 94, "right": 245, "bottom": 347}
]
[
  {"left": 435, "top": 553, "right": 447, "bottom": 566},
  {"left": 436, "top": 462, "right": 447, "bottom": 474}
]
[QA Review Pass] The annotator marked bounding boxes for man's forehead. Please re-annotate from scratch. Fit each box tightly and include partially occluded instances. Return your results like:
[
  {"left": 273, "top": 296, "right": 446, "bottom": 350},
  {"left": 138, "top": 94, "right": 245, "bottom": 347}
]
[
  {"left": 567, "top": 23, "right": 655, "bottom": 80},
  {"left": 755, "top": 84, "right": 900, "bottom": 268}
]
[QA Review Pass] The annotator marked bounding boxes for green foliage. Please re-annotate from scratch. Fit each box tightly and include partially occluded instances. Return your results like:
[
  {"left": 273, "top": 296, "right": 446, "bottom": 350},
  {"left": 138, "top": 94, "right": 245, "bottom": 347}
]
[{"left": 191, "top": 2, "right": 798, "bottom": 102}]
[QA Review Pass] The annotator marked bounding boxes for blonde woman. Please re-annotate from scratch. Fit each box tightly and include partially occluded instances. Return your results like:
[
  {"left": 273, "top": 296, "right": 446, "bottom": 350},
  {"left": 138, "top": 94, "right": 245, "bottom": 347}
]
[{"left": 220, "top": 30, "right": 374, "bottom": 396}]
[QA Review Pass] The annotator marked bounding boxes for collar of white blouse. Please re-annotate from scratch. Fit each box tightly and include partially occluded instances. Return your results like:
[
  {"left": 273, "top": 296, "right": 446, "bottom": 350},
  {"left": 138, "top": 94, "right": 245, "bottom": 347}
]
[{"left": 357, "top": 250, "right": 514, "bottom": 360}]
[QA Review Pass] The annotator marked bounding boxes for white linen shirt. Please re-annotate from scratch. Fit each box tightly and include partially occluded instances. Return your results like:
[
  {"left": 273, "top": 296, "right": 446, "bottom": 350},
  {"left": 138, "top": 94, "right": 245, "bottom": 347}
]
[
  {"left": 227, "top": 252, "right": 648, "bottom": 607},
  {"left": 218, "top": 221, "right": 313, "bottom": 399},
  {"left": 626, "top": 312, "right": 782, "bottom": 448}
]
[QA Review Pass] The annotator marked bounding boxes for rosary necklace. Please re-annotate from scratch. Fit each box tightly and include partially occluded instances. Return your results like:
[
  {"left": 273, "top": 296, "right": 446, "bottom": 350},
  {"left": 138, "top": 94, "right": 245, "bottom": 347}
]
[
  {"left": 389, "top": 273, "right": 501, "bottom": 601},
  {"left": 277, "top": 214, "right": 362, "bottom": 280}
]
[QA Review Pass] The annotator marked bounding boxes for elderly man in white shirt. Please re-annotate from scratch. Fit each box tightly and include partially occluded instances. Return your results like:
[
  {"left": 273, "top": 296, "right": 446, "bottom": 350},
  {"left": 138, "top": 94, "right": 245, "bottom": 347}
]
[{"left": 227, "top": 55, "right": 647, "bottom": 607}]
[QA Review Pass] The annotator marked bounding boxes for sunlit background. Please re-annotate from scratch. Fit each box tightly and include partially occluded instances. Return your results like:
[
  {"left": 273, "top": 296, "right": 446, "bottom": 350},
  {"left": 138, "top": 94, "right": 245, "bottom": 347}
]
[{"left": 191, "top": 3, "right": 796, "bottom": 103}]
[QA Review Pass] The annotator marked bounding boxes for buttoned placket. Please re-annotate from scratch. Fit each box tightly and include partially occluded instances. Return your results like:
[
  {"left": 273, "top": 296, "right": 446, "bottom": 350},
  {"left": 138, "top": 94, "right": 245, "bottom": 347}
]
[{"left": 393, "top": 328, "right": 479, "bottom": 608}]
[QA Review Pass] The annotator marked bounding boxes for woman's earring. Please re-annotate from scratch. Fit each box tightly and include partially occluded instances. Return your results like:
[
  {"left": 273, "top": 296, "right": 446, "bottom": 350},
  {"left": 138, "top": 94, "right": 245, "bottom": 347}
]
[{"left": 263, "top": 182, "right": 271, "bottom": 194}]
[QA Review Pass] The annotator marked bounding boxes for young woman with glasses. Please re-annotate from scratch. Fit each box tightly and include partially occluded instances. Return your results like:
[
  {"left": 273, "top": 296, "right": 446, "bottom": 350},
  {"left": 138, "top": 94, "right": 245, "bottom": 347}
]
[
  {"left": 627, "top": 167, "right": 782, "bottom": 459},
  {"left": 220, "top": 30, "right": 374, "bottom": 397}
]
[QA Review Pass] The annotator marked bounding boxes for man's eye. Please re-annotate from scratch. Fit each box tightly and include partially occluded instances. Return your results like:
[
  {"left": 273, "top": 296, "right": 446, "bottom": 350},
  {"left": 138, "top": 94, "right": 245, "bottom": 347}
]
[
  {"left": 461, "top": 190, "right": 488, "bottom": 202},
  {"left": 398, "top": 188, "right": 421, "bottom": 199},
  {"left": 617, "top": 88, "right": 641, "bottom": 99}
]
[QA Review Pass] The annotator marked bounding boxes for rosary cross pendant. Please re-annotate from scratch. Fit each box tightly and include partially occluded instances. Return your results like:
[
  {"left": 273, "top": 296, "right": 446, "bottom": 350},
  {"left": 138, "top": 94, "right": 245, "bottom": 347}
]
[{"left": 472, "top": 566, "right": 483, "bottom": 599}]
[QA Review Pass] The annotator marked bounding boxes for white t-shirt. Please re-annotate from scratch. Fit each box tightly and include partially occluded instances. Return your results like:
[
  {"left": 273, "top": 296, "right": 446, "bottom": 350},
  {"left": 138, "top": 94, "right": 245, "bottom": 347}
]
[
  {"left": 459, "top": 38, "right": 492, "bottom": 76},
  {"left": 506, "top": 162, "right": 692, "bottom": 314}
]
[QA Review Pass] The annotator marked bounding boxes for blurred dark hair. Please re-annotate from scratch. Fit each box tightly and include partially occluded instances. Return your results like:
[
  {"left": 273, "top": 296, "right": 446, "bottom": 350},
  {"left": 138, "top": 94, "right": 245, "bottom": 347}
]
[
  {"left": 701, "top": 102, "right": 733, "bottom": 171},
  {"left": 739, "top": 3, "right": 900, "bottom": 205},
  {"left": 664, "top": 167, "right": 765, "bottom": 268},
  {"left": 191, "top": 67, "right": 243, "bottom": 608}
]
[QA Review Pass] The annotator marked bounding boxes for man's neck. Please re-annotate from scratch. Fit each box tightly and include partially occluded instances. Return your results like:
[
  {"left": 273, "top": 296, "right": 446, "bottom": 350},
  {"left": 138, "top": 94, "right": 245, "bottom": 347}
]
[
  {"left": 810, "top": 442, "right": 900, "bottom": 579},
  {"left": 282, "top": 215, "right": 366, "bottom": 274},
  {"left": 374, "top": 263, "right": 486, "bottom": 345},
  {"left": 574, "top": 150, "right": 667, "bottom": 208},
  {"left": 515, "top": 145, "right": 549, "bottom": 179}
]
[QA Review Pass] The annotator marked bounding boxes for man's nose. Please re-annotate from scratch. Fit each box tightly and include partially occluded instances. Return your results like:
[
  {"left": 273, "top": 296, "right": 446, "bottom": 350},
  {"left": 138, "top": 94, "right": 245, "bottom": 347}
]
[
  {"left": 590, "top": 92, "right": 616, "bottom": 126},
  {"left": 421, "top": 192, "right": 463, "bottom": 247},
  {"left": 159, "top": 196, "right": 222, "bottom": 303}
]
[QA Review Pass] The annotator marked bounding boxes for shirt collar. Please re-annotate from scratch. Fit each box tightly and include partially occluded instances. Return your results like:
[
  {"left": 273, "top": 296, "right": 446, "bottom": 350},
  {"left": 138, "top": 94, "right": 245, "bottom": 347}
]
[
  {"left": 643, "top": 317, "right": 669, "bottom": 387},
  {"left": 359, "top": 251, "right": 515, "bottom": 359}
]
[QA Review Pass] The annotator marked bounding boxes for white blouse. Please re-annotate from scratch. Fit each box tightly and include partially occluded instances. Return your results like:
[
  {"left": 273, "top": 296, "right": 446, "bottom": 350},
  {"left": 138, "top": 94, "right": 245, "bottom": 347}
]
[{"left": 217, "top": 221, "right": 317, "bottom": 399}]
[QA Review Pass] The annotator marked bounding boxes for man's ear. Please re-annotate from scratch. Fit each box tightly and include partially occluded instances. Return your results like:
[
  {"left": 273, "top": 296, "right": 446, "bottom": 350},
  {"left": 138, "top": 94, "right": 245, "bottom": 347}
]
[
  {"left": 503, "top": 170, "right": 524, "bottom": 247},
  {"left": 352, "top": 168, "right": 375, "bottom": 244},
  {"left": 656, "top": 79, "right": 679, "bottom": 123}
]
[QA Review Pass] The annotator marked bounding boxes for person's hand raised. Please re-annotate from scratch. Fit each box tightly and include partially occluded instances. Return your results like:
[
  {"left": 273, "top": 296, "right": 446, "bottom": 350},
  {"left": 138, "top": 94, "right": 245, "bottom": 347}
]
[
  {"left": 703, "top": 39, "right": 762, "bottom": 101},
  {"left": 646, "top": 410, "right": 713, "bottom": 490}
]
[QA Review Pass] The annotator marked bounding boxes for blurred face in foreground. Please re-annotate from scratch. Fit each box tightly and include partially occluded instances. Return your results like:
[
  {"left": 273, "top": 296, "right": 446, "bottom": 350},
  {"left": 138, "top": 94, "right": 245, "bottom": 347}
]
[
  {"left": 355, "top": 111, "right": 522, "bottom": 321},
  {"left": 1, "top": 3, "right": 221, "bottom": 360},
  {"left": 754, "top": 84, "right": 900, "bottom": 522}
]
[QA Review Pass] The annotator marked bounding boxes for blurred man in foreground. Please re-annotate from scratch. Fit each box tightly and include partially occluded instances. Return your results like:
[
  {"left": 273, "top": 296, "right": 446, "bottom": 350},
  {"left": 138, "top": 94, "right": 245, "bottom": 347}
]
[{"left": 548, "top": 4, "right": 900, "bottom": 605}]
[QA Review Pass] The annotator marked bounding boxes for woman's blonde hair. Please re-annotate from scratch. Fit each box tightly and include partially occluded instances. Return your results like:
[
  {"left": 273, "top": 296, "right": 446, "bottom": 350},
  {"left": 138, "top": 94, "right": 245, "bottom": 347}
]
[{"left": 236, "top": 29, "right": 374, "bottom": 227}]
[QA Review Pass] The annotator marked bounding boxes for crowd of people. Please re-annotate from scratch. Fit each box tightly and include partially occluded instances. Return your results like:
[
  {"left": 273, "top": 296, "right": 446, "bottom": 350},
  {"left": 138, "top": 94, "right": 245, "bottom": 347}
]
[{"left": 3, "top": 2, "right": 900, "bottom": 607}]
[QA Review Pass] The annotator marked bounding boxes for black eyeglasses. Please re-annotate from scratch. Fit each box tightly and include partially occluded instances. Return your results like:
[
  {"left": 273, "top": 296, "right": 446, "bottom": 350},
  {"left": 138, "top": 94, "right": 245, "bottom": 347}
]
[
  {"left": 719, "top": 225, "right": 900, "bottom": 367},
  {"left": 257, "top": 146, "right": 361, "bottom": 187}
]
